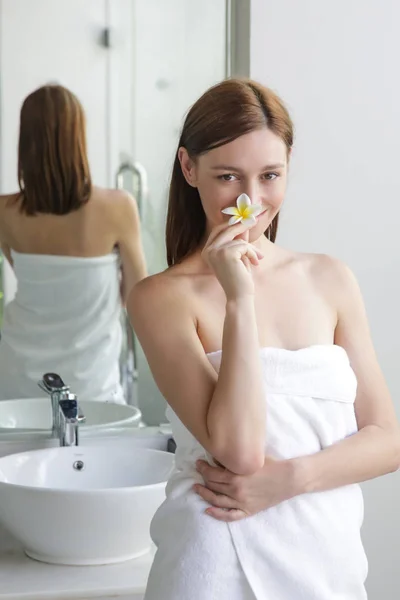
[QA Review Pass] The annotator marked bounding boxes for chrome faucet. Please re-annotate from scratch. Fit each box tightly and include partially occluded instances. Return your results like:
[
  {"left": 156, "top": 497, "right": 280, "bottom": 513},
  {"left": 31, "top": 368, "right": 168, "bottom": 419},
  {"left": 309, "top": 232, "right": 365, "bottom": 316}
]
[{"left": 38, "top": 373, "right": 86, "bottom": 446}]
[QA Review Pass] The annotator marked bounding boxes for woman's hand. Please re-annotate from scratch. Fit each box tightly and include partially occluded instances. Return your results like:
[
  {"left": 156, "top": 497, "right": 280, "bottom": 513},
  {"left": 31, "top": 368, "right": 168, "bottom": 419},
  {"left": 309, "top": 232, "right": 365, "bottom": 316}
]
[
  {"left": 202, "top": 221, "right": 263, "bottom": 300},
  {"left": 194, "top": 456, "right": 300, "bottom": 521}
]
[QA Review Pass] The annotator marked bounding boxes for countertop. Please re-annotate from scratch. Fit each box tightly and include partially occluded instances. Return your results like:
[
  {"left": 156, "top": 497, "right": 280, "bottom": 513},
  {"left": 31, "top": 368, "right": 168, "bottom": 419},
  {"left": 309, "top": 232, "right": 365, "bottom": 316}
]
[{"left": 0, "top": 523, "right": 153, "bottom": 599}]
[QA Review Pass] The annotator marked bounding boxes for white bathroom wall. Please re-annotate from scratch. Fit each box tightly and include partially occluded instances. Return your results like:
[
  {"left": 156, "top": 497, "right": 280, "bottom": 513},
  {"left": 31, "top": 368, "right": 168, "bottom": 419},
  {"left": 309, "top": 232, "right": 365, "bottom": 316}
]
[
  {"left": 0, "top": 0, "right": 119, "bottom": 189},
  {"left": 250, "top": 1, "right": 400, "bottom": 598}
]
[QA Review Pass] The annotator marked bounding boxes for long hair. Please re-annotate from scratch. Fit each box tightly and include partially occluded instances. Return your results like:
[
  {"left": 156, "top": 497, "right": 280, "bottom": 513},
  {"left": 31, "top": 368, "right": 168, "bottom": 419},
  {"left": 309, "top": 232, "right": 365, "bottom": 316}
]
[
  {"left": 17, "top": 84, "right": 92, "bottom": 215},
  {"left": 166, "top": 79, "right": 294, "bottom": 266}
]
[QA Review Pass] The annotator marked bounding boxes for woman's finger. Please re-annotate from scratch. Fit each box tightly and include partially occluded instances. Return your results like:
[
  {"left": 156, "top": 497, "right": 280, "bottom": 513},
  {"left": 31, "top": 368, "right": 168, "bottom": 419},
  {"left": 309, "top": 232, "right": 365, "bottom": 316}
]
[
  {"left": 204, "top": 219, "right": 255, "bottom": 251},
  {"left": 235, "top": 227, "right": 250, "bottom": 243},
  {"left": 211, "top": 221, "right": 254, "bottom": 249},
  {"left": 195, "top": 481, "right": 229, "bottom": 495},
  {"left": 203, "top": 221, "right": 231, "bottom": 247},
  {"left": 210, "top": 239, "right": 264, "bottom": 261},
  {"left": 196, "top": 460, "right": 231, "bottom": 483},
  {"left": 242, "top": 255, "right": 252, "bottom": 270},
  {"left": 194, "top": 485, "right": 238, "bottom": 510},
  {"left": 219, "top": 241, "right": 261, "bottom": 267}
]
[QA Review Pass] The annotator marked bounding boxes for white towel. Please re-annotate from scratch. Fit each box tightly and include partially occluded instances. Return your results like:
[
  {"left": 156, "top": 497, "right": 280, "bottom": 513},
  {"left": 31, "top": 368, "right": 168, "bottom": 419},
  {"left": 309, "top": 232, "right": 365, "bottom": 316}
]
[
  {"left": 0, "top": 251, "right": 124, "bottom": 402},
  {"left": 144, "top": 345, "right": 368, "bottom": 600}
]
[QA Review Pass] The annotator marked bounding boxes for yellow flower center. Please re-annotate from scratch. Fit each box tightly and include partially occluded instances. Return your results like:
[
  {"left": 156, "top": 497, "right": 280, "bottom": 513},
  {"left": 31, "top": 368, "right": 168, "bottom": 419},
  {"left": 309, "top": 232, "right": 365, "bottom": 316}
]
[{"left": 238, "top": 206, "right": 252, "bottom": 218}]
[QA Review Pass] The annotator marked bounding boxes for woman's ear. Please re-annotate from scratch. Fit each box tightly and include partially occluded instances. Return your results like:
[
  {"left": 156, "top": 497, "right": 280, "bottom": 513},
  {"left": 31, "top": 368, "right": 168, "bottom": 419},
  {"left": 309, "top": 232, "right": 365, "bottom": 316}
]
[{"left": 178, "top": 147, "right": 198, "bottom": 187}]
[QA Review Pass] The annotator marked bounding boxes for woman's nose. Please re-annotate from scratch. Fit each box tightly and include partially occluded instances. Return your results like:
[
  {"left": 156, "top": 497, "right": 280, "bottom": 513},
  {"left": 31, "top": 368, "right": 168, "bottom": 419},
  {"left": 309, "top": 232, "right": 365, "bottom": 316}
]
[{"left": 242, "top": 181, "right": 262, "bottom": 205}]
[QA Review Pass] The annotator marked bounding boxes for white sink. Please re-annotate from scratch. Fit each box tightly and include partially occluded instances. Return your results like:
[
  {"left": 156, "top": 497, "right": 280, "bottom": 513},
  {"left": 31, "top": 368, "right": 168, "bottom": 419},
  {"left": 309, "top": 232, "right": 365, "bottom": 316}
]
[
  {"left": 0, "top": 445, "right": 174, "bottom": 565},
  {"left": 0, "top": 397, "right": 141, "bottom": 433}
]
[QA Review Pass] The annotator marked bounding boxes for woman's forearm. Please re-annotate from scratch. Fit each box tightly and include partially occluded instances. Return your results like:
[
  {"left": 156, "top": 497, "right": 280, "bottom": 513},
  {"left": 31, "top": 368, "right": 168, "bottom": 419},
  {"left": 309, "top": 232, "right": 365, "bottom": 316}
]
[
  {"left": 207, "top": 296, "right": 266, "bottom": 474},
  {"left": 293, "top": 425, "right": 400, "bottom": 495}
]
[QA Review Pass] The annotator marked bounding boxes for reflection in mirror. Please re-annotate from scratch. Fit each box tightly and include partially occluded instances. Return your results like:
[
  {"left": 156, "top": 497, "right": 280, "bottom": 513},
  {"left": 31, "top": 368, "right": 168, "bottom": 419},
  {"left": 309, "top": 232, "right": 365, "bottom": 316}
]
[
  {"left": 0, "top": 83, "right": 148, "bottom": 409},
  {"left": 0, "top": 0, "right": 231, "bottom": 430}
]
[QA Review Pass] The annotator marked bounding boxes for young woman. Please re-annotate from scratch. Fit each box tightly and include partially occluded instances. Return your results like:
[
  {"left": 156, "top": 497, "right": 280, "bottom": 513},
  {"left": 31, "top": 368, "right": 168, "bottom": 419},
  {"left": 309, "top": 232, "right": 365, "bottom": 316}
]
[
  {"left": 0, "top": 85, "right": 146, "bottom": 402},
  {"left": 129, "top": 79, "right": 400, "bottom": 599}
]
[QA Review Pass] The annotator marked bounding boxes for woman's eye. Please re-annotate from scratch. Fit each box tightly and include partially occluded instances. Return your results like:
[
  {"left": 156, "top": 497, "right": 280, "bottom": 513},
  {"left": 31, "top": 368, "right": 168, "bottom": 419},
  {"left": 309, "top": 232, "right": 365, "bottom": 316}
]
[
  {"left": 219, "top": 174, "right": 237, "bottom": 182},
  {"left": 263, "top": 172, "right": 278, "bottom": 181}
]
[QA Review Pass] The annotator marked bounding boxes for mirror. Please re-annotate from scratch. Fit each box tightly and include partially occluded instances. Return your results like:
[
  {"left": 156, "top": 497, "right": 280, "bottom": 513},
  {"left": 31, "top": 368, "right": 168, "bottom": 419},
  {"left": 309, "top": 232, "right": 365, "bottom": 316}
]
[{"left": 0, "top": 0, "right": 245, "bottom": 430}]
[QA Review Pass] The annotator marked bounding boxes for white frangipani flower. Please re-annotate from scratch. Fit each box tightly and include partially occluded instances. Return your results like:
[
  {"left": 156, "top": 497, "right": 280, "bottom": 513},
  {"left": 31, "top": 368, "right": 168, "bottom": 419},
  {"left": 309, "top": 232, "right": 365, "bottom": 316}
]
[{"left": 221, "top": 193, "right": 263, "bottom": 226}]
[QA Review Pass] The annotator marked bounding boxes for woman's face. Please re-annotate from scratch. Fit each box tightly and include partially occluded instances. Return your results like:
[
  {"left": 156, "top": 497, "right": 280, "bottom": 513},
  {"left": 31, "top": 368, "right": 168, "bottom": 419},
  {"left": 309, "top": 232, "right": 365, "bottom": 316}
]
[{"left": 179, "top": 128, "right": 289, "bottom": 242}]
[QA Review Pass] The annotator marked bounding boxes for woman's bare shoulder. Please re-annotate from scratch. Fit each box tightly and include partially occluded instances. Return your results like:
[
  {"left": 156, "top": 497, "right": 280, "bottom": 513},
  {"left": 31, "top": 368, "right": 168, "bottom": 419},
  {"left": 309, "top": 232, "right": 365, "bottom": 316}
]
[
  {"left": 289, "top": 250, "right": 356, "bottom": 298},
  {"left": 0, "top": 194, "right": 20, "bottom": 238},
  {"left": 0, "top": 192, "right": 20, "bottom": 210},
  {"left": 90, "top": 186, "right": 140, "bottom": 224},
  {"left": 89, "top": 186, "right": 132, "bottom": 206},
  {"left": 278, "top": 246, "right": 349, "bottom": 276},
  {"left": 127, "top": 264, "right": 202, "bottom": 356},
  {"left": 130, "top": 261, "right": 197, "bottom": 308},
  {"left": 128, "top": 254, "right": 207, "bottom": 328},
  {"left": 272, "top": 246, "right": 355, "bottom": 306},
  {"left": 306, "top": 252, "right": 352, "bottom": 283},
  {"left": 90, "top": 186, "right": 134, "bottom": 202}
]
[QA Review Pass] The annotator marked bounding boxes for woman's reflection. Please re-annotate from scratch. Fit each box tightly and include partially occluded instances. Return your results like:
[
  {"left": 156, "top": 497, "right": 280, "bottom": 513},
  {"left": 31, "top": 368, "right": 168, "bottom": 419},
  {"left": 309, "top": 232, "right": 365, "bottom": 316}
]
[{"left": 0, "top": 84, "right": 147, "bottom": 402}]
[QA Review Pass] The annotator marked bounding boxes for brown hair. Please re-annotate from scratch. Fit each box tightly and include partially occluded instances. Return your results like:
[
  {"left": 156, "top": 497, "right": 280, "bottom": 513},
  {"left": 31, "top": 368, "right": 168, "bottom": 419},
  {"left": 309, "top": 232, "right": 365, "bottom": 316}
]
[
  {"left": 166, "top": 78, "right": 294, "bottom": 266},
  {"left": 17, "top": 85, "right": 92, "bottom": 215}
]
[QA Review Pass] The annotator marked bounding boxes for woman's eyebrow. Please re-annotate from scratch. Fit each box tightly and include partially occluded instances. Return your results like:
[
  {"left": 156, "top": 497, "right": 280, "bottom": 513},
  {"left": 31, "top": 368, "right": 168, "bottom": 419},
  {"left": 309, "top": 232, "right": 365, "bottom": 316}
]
[{"left": 210, "top": 162, "right": 285, "bottom": 171}]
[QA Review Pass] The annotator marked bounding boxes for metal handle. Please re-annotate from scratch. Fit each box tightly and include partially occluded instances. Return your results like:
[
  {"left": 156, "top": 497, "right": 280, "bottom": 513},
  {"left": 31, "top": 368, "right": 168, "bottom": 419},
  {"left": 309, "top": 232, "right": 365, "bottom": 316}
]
[
  {"left": 125, "top": 314, "right": 138, "bottom": 384},
  {"left": 115, "top": 161, "right": 148, "bottom": 221},
  {"left": 115, "top": 160, "right": 147, "bottom": 408},
  {"left": 120, "top": 309, "right": 139, "bottom": 408},
  {"left": 38, "top": 373, "right": 70, "bottom": 436},
  {"left": 38, "top": 373, "right": 69, "bottom": 394}
]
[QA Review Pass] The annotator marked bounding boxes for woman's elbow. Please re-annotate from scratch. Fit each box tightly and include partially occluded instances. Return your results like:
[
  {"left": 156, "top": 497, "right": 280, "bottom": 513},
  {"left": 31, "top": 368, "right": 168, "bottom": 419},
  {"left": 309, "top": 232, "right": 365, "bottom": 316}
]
[{"left": 215, "top": 447, "right": 265, "bottom": 476}]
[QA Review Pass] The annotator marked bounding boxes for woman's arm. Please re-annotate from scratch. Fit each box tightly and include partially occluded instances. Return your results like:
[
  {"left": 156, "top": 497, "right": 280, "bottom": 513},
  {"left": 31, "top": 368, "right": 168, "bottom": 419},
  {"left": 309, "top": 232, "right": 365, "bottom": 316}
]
[
  {"left": 294, "top": 260, "right": 400, "bottom": 493},
  {"left": 128, "top": 216, "right": 267, "bottom": 475},
  {"left": 128, "top": 276, "right": 265, "bottom": 475},
  {"left": 194, "top": 259, "right": 400, "bottom": 520},
  {"left": 115, "top": 191, "right": 147, "bottom": 303}
]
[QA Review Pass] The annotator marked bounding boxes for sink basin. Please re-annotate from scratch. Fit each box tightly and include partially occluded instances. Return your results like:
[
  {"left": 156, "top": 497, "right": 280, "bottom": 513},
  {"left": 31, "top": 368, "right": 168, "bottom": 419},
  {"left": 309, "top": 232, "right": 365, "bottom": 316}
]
[
  {"left": 0, "top": 445, "right": 174, "bottom": 565},
  {"left": 0, "top": 398, "right": 141, "bottom": 433},
  {"left": 0, "top": 424, "right": 172, "bottom": 460}
]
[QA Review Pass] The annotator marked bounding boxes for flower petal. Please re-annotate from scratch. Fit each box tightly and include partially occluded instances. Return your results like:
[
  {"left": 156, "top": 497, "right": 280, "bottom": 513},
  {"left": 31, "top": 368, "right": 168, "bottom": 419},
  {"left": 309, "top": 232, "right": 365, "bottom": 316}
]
[
  {"left": 237, "top": 193, "right": 251, "bottom": 213},
  {"left": 221, "top": 207, "right": 240, "bottom": 216},
  {"left": 246, "top": 204, "right": 263, "bottom": 217},
  {"left": 241, "top": 215, "right": 257, "bottom": 226},
  {"left": 229, "top": 215, "right": 243, "bottom": 226}
]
